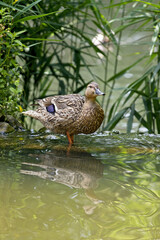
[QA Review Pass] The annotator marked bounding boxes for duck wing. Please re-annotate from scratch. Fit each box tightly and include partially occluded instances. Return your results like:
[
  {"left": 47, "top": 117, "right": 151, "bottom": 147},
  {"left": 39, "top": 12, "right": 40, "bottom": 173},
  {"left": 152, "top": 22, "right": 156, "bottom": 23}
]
[
  {"left": 35, "top": 94, "right": 85, "bottom": 127},
  {"left": 37, "top": 94, "right": 85, "bottom": 111}
]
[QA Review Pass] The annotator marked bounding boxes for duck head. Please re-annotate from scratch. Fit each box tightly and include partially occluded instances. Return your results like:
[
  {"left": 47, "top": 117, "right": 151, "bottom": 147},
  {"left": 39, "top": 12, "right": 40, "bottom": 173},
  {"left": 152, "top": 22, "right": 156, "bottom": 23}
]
[{"left": 85, "top": 82, "right": 105, "bottom": 99}]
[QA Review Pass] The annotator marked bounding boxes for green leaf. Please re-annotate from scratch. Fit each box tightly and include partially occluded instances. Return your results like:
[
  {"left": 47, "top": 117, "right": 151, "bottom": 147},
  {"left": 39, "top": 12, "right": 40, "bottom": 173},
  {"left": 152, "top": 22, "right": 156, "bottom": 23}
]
[
  {"left": 21, "top": 37, "right": 59, "bottom": 42},
  {"left": 14, "top": 11, "right": 59, "bottom": 24},
  {"left": 107, "top": 56, "right": 147, "bottom": 83},
  {"left": 103, "top": 107, "right": 129, "bottom": 131},
  {"left": 150, "top": 22, "right": 160, "bottom": 55},
  {"left": 118, "top": 67, "right": 155, "bottom": 108},
  {"left": 15, "top": 40, "right": 24, "bottom": 46},
  {"left": 134, "top": 0, "right": 160, "bottom": 8},
  {"left": 0, "top": 1, "right": 22, "bottom": 11},
  {"left": 151, "top": 81, "right": 160, "bottom": 133},
  {"left": 134, "top": 110, "right": 148, "bottom": 130},
  {"left": 14, "top": 0, "right": 42, "bottom": 19},
  {"left": 104, "top": 0, "right": 160, "bottom": 9},
  {"left": 6, "top": 31, "right": 13, "bottom": 39},
  {"left": 127, "top": 104, "right": 135, "bottom": 133},
  {"left": 0, "top": 83, "right": 5, "bottom": 88},
  {"left": 40, "top": 79, "right": 52, "bottom": 98},
  {"left": 142, "top": 79, "right": 154, "bottom": 133},
  {"left": 107, "top": 103, "right": 115, "bottom": 123},
  {"left": 150, "top": 62, "right": 160, "bottom": 82},
  {"left": 35, "top": 53, "right": 55, "bottom": 86}
]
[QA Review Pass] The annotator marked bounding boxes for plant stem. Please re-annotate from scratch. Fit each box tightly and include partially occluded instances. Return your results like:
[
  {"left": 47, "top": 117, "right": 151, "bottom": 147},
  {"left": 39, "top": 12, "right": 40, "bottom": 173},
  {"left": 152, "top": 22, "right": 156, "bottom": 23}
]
[{"left": 105, "top": 4, "right": 125, "bottom": 126}]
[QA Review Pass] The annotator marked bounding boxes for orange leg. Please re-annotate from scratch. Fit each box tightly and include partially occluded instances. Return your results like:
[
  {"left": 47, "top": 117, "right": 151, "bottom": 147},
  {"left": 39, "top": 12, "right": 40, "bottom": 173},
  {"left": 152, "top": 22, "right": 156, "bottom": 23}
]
[
  {"left": 66, "top": 132, "right": 74, "bottom": 145},
  {"left": 71, "top": 135, "right": 74, "bottom": 143}
]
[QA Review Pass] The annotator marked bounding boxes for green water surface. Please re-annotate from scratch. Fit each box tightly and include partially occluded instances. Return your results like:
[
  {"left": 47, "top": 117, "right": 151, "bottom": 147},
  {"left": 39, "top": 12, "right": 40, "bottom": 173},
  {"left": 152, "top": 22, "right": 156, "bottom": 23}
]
[{"left": 0, "top": 131, "right": 160, "bottom": 240}]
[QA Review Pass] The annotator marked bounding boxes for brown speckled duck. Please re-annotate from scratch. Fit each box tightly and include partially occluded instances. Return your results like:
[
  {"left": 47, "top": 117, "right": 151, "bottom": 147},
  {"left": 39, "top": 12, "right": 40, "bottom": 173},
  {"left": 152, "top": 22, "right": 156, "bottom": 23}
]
[{"left": 23, "top": 82, "right": 105, "bottom": 144}]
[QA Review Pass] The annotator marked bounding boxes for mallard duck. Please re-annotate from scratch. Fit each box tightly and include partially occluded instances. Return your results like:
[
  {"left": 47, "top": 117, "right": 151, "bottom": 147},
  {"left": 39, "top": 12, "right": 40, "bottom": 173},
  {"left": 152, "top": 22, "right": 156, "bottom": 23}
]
[{"left": 23, "top": 82, "right": 105, "bottom": 144}]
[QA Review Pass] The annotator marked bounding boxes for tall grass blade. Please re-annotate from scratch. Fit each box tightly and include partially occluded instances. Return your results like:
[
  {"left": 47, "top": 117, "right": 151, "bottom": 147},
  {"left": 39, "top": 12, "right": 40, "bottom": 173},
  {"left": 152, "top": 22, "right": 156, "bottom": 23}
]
[
  {"left": 0, "top": 1, "right": 21, "bottom": 11},
  {"left": 142, "top": 96, "right": 153, "bottom": 133},
  {"left": 134, "top": 110, "right": 148, "bottom": 130},
  {"left": 107, "top": 56, "right": 147, "bottom": 83},
  {"left": 134, "top": 1, "right": 160, "bottom": 8},
  {"left": 127, "top": 103, "right": 135, "bottom": 133},
  {"left": 14, "top": 11, "right": 59, "bottom": 24},
  {"left": 150, "top": 22, "right": 160, "bottom": 56},
  {"left": 14, "top": 0, "right": 42, "bottom": 19},
  {"left": 103, "top": 107, "right": 129, "bottom": 131},
  {"left": 151, "top": 80, "right": 160, "bottom": 133}
]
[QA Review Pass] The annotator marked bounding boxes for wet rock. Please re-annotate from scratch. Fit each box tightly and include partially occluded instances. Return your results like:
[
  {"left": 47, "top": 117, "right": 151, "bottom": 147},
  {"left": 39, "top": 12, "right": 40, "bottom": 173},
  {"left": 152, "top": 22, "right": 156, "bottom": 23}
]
[
  {"left": 0, "top": 115, "right": 24, "bottom": 131},
  {"left": 5, "top": 115, "right": 23, "bottom": 130},
  {"left": 0, "top": 122, "right": 15, "bottom": 133}
]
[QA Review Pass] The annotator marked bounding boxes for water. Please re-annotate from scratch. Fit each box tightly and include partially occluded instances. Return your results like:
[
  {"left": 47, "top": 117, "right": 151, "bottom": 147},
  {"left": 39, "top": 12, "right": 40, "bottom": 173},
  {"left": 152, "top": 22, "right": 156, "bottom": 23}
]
[{"left": 1, "top": 131, "right": 160, "bottom": 239}]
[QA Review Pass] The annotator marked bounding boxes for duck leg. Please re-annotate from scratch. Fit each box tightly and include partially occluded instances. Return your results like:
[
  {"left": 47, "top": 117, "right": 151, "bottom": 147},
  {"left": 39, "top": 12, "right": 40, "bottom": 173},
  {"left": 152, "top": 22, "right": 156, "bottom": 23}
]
[
  {"left": 71, "top": 135, "right": 74, "bottom": 143},
  {"left": 66, "top": 131, "right": 74, "bottom": 145}
]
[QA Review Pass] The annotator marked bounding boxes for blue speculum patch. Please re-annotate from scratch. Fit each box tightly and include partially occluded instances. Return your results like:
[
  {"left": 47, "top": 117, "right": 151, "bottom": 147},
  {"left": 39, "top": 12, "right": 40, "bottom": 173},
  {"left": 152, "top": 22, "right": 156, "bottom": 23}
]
[{"left": 46, "top": 104, "right": 55, "bottom": 114}]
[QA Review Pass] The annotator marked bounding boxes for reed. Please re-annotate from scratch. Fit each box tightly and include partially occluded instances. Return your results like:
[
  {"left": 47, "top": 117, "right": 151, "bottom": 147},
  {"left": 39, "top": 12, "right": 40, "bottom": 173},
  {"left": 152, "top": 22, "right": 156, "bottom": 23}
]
[
  {"left": 1, "top": 0, "right": 159, "bottom": 133},
  {"left": 102, "top": 0, "right": 160, "bottom": 133}
]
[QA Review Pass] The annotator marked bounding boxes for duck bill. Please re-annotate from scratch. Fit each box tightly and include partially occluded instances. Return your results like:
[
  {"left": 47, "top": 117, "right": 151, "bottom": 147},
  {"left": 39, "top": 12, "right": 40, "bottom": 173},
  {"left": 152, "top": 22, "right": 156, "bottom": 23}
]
[{"left": 95, "top": 88, "right": 105, "bottom": 96}]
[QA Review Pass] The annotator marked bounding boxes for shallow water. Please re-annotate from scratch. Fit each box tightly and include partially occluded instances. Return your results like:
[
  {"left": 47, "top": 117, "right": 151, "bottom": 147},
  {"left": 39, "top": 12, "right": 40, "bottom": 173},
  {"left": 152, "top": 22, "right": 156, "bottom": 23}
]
[{"left": 1, "top": 131, "right": 160, "bottom": 240}]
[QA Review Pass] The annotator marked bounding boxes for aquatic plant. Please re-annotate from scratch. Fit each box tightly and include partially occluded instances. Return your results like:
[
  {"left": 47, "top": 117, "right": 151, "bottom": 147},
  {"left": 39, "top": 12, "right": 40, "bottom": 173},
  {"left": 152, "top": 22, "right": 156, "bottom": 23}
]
[
  {"left": 1, "top": 0, "right": 159, "bottom": 133},
  {"left": 3, "top": 0, "right": 114, "bottom": 107},
  {"left": 0, "top": 7, "right": 24, "bottom": 119},
  {"left": 103, "top": 0, "right": 160, "bottom": 134}
]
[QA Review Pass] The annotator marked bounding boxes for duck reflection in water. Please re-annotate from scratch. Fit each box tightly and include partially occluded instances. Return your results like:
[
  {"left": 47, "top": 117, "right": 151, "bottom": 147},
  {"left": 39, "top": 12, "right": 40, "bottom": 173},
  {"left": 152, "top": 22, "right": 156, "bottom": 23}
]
[{"left": 21, "top": 146, "right": 104, "bottom": 215}]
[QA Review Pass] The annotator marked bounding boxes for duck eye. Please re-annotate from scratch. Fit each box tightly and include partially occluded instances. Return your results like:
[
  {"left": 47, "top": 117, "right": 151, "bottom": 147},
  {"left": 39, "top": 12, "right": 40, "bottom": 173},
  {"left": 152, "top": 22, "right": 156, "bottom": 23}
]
[{"left": 89, "top": 86, "right": 92, "bottom": 88}]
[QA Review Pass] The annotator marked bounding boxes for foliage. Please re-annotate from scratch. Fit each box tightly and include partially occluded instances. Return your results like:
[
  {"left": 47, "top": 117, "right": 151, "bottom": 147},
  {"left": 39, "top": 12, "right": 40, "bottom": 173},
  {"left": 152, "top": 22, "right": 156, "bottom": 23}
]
[
  {"left": 0, "top": 0, "right": 160, "bottom": 133},
  {"left": 5, "top": 0, "right": 116, "bottom": 110},
  {"left": 0, "top": 7, "right": 24, "bottom": 118},
  {"left": 102, "top": 0, "right": 160, "bottom": 133}
]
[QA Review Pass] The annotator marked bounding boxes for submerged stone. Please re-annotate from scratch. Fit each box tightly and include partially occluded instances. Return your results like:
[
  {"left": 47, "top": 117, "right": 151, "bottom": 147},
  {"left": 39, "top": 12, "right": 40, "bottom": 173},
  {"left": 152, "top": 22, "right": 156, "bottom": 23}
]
[
  {"left": 5, "top": 115, "right": 23, "bottom": 130},
  {"left": 0, "top": 115, "right": 24, "bottom": 131},
  {"left": 0, "top": 122, "right": 15, "bottom": 133}
]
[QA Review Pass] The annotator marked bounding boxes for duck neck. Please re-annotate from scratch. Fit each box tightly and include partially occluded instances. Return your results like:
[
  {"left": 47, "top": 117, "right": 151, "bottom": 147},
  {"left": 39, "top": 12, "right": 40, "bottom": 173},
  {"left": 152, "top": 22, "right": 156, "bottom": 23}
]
[{"left": 84, "top": 97, "right": 96, "bottom": 107}]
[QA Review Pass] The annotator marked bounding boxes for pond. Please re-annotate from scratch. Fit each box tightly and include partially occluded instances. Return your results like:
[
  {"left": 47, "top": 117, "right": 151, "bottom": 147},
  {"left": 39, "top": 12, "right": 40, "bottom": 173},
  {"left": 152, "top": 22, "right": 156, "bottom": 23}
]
[{"left": 1, "top": 131, "right": 160, "bottom": 240}]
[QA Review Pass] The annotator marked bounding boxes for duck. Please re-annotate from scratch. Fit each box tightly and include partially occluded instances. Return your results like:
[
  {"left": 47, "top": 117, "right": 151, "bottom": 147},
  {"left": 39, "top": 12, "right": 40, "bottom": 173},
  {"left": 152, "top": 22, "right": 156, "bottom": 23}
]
[
  {"left": 23, "top": 82, "right": 105, "bottom": 144},
  {"left": 92, "top": 30, "right": 113, "bottom": 59}
]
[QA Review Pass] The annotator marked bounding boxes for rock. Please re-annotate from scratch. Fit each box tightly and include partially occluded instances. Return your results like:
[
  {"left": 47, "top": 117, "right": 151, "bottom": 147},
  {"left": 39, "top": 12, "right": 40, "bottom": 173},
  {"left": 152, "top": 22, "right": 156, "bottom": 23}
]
[
  {"left": 0, "top": 122, "right": 15, "bottom": 133},
  {"left": 5, "top": 115, "right": 23, "bottom": 130},
  {"left": 0, "top": 115, "right": 24, "bottom": 131}
]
